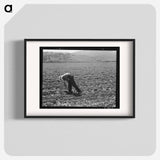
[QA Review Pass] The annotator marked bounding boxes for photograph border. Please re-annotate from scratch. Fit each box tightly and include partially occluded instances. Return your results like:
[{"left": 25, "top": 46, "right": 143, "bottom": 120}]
[
  {"left": 40, "top": 46, "right": 120, "bottom": 109},
  {"left": 24, "top": 39, "right": 135, "bottom": 118}
]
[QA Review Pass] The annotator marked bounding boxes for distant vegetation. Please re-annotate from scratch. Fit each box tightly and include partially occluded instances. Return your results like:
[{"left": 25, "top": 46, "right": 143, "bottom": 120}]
[
  {"left": 43, "top": 52, "right": 71, "bottom": 63},
  {"left": 43, "top": 51, "right": 116, "bottom": 63}
]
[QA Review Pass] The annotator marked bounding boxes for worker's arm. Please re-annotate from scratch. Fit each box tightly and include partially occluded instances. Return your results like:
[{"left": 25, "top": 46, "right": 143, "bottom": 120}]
[{"left": 63, "top": 81, "right": 67, "bottom": 89}]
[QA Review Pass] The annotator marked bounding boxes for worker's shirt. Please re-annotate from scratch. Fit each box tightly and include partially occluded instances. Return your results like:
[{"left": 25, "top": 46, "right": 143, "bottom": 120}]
[{"left": 60, "top": 73, "right": 73, "bottom": 81}]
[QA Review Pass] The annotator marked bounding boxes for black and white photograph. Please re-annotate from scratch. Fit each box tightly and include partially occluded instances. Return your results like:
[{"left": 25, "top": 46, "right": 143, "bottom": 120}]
[{"left": 40, "top": 47, "right": 119, "bottom": 108}]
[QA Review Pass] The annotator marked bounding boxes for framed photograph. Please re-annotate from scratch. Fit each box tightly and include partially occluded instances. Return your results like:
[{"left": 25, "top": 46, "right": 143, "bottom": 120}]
[{"left": 25, "top": 39, "right": 135, "bottom": 118}]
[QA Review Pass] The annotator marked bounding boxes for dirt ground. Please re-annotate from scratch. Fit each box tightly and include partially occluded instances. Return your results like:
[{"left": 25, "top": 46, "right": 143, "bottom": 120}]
[{"left": 42, "top": 62, "right": 117, "bottom": 108}]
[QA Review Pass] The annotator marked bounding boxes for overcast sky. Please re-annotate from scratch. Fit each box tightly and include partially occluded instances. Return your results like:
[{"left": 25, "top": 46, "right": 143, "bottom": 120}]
[{"left": 43, "top": 49, "right": 116, "bottom": 55}]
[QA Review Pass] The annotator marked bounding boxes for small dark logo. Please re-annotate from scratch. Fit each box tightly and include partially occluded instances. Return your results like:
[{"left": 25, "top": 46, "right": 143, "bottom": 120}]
[{"left": 4, "top": 4, "right": 12, "bottom": 13}]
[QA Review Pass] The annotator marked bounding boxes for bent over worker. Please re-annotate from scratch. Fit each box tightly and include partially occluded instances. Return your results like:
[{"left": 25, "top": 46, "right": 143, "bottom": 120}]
[{"left": 59, "top": 73, "right": 82, "bottom": 94}]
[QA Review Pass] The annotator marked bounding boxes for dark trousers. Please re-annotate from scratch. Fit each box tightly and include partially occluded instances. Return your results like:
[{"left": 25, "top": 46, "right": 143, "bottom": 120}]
[{"left": 68, "top": 76, "right": 81, "bottom": 93}]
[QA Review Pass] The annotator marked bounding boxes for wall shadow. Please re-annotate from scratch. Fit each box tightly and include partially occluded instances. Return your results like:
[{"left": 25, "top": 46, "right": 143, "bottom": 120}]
[{"left": 12, "top": 40, "right": 24, "bottom": 119}]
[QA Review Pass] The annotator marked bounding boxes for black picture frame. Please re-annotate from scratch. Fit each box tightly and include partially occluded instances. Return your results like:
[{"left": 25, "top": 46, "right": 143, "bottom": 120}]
[{"left": 24, "top": 39, "right": 135, "bottom": 118}]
